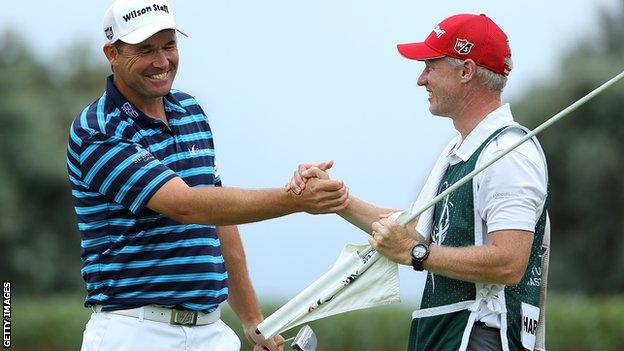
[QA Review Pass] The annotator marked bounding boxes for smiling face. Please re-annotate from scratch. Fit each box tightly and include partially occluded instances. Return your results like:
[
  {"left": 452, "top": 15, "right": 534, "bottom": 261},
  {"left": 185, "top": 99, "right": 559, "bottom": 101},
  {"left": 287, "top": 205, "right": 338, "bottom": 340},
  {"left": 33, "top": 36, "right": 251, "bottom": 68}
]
[
  {"left": 105, "top": 29, "right": 179, "bottom": 106},
  {"left": 417, "top": 58, "right": 462, "bottom": 118}
]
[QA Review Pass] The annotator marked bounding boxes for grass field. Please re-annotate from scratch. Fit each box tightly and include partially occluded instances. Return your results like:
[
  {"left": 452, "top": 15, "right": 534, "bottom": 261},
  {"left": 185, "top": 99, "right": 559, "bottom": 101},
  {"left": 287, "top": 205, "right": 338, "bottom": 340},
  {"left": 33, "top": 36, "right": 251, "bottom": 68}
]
[{"left": 10, "top": 294, "right": 624, "bottom": 350}]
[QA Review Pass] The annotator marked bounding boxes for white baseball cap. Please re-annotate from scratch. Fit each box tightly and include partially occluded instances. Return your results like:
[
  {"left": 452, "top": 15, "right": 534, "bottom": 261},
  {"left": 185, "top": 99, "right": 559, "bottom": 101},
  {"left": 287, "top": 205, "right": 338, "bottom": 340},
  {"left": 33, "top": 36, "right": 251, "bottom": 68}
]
[{"left": 103, "top": 0, "right": 187, "bottom": 44}]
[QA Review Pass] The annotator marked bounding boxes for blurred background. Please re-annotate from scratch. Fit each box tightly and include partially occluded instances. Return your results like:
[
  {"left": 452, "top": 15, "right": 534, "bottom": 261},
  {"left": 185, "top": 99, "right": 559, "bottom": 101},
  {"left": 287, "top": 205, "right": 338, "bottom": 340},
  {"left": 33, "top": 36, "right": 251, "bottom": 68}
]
[{"left": 1, "top": 0, "right": 623, "bottom": 350}]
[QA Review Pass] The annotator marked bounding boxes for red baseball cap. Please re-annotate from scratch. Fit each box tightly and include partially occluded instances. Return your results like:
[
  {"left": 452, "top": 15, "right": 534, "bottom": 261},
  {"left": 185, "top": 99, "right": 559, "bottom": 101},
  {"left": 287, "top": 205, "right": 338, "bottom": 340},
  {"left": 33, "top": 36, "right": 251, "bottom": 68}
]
[{"left": 397, "top": 14, "right": 512, "bottom": 76}]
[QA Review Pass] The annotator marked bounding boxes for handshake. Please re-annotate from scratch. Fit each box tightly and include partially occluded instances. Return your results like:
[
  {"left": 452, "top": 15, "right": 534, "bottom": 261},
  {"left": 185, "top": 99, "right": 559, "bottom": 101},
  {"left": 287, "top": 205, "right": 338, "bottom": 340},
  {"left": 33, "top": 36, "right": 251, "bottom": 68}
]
[{"left": 284, "top": 160, "right": 350, "bottom": 215}]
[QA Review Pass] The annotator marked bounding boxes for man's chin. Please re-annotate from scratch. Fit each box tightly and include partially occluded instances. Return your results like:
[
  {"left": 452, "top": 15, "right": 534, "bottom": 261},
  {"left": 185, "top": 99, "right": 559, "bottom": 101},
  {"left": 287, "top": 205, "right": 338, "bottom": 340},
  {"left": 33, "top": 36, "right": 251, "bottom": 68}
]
[
  {"left": 145, "top": 83, "right": 173, "bottom": 98},
  {"left": 428, "top": 108, "right": 448, "bottom": 118}
]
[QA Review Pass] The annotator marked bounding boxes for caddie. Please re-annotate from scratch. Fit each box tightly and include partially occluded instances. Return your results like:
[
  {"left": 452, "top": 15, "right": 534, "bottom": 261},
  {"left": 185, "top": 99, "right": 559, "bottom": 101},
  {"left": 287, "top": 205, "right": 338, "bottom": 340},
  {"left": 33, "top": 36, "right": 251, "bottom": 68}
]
[{"left": 288, "top": 13, "right": 550, "bottom": 351}]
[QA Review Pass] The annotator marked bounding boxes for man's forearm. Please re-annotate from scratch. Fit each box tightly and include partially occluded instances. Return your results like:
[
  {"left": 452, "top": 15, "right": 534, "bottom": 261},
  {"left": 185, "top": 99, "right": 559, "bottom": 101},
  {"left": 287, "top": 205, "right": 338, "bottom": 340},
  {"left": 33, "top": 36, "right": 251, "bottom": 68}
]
[
  {"left": 147, "top": 176, "right": 348, "bottom": 226},
  {"left": 424, "top": 230, "right": 534, "bottom": 285},
  {"left": 338, "top": 196, "right": 397, "bottom": 234},
  {"left": 218, "top": 225, "right": 263, "bottom": 328},
  {"left": 186, "top": 187, "right": 299, "bottom": 225}
]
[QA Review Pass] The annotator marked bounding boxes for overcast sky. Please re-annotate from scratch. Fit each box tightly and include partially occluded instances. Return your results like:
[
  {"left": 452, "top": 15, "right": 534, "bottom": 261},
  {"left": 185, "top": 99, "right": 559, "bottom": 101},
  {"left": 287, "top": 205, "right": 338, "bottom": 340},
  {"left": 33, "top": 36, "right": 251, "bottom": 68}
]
[{"left": 2, "top": 0, "right": 619, "bottom": 305}]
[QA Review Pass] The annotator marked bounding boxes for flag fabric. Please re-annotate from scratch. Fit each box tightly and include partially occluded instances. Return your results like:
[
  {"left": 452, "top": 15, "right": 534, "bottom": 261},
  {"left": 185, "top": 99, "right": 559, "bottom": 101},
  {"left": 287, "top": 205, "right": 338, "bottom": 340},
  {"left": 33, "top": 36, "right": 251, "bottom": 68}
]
[{"left": 257, "top": 244, "right": 400, "bottom": 338}]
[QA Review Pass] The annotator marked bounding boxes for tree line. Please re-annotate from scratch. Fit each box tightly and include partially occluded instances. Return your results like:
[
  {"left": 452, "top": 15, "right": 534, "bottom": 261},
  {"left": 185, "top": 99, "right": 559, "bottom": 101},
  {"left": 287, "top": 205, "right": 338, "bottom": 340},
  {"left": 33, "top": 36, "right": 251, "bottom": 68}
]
[{"left": 1, "top": 0, "right": 623, "bottom": 295}]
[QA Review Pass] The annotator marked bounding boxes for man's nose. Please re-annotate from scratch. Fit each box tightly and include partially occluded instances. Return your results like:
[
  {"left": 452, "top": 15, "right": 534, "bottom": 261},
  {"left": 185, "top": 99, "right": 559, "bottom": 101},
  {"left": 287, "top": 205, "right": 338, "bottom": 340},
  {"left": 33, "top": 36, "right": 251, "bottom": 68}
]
[
  {"left": 417, "top": 71, "right": 427, "bottom": 86},
  {"left": 153, "top": 49, "right": 168, "bottom": 68}
]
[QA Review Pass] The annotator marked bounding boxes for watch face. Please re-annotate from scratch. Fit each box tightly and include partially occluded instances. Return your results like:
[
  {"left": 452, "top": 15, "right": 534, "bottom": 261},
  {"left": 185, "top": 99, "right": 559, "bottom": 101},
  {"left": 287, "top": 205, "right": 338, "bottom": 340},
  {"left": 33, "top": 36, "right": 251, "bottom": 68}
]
[{"left": 412, "top": 245, "right": 427, "bottom": 259}]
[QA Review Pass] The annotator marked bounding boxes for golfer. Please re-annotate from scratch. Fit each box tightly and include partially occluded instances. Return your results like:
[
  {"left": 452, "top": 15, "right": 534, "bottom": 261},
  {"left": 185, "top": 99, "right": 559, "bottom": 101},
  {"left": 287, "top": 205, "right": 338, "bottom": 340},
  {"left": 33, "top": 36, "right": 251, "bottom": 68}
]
[
  {"left": 67, "top": 0, "right": 349, "bottom": 350},
  {"left": 288, "top": 13, "right": 549, "bottom": 351}
]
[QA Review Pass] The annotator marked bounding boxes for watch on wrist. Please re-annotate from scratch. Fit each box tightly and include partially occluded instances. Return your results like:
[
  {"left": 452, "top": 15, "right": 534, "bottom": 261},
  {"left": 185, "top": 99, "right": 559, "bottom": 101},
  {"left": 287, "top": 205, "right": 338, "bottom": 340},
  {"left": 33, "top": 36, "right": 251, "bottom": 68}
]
[{"left": 410, "top": 242, "right": 430, "bottom": 271}]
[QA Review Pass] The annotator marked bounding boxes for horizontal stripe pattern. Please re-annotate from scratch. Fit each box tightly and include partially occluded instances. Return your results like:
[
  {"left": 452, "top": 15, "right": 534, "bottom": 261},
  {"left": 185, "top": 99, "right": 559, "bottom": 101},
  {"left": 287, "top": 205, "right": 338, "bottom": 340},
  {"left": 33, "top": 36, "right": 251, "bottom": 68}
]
[
  {"left": 68, "top": 76, "right": 226, "bottom": 312},
  {"left": 112, "top": 288, "right": 229, "bottom": 300},
  {"left": 86, "top": 272, "right": 227, "bottom": 290},
  {"left": 81, "top": 255, "right": 224, "bottom": 274}
]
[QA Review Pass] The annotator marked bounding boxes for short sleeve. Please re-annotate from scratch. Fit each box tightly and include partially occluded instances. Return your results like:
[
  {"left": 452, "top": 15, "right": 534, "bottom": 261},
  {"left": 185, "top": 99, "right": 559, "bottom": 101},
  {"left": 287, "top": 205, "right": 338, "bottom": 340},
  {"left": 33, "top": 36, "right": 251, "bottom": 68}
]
[
  {"left": 476, "top": 133, "right": 548, "bottom": 233},
  {"left": 78, "top": 131, "right": 177, "bottom": 214},
  {"left": 213, "top": 155, "right": 222, "bottom": 187}
]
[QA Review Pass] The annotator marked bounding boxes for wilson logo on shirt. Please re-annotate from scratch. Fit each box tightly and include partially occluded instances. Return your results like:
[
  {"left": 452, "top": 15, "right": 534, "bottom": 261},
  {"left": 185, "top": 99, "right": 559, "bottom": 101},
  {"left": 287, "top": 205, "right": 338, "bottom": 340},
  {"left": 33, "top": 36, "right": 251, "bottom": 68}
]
[
  {"left": 132, "top": 146, "right": 154, "bottom": 164},
  {"left": 188, "top": 145, "right": 210, "bottom": 156}
]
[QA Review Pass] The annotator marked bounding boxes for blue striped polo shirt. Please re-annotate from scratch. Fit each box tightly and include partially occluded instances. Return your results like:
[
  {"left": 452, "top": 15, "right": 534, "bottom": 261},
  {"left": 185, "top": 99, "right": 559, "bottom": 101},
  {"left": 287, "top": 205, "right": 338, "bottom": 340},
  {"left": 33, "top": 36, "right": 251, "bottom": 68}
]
[{"left": 67, "top": 75, "right": 227, "bottom": 312}]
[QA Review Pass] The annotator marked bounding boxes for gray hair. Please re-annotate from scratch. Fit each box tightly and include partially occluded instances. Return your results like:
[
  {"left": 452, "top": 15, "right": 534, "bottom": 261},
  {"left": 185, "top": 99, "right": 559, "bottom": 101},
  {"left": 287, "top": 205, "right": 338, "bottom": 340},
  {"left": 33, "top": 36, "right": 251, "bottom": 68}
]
[{"left": 445, "top": 57, "right": 510, "bottom": 92}]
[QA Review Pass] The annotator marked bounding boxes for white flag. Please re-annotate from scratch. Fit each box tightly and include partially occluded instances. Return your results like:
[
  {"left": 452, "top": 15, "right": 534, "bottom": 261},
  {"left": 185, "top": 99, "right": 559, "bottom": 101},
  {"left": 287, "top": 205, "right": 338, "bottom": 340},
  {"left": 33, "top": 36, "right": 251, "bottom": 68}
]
[{"left": 257, "top": 244, "right": 400, "bottom": 338}]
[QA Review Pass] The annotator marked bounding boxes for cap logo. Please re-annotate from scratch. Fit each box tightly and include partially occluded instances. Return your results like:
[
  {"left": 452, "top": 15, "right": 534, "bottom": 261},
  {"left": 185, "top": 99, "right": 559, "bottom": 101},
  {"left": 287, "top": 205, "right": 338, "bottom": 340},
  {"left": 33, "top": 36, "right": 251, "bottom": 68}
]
[
  {"left": 454, "top": 38, "right": 474, "bottom": 55},
  {"left": 432, "top": 25, "right": 446, "bottom": 38},
  {"left": 122, "top": 4, "right": 169, "bottom": 22},
  {"left": 104, "top": 26, "right": 114, "bottom": 40}
]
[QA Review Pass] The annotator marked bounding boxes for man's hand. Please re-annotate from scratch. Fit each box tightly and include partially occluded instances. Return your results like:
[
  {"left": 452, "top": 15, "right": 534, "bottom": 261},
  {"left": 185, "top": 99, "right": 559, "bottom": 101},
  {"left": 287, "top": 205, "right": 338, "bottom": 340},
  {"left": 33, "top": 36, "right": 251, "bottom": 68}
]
[
  {"left": 245, "top": 325, "right": 284, "bottom": 351},
  {"left": 369, "top": 216, "right": 425, "bottom": 265},
  {"left": 292, "top": 169, "right": 350, "bottom": 214},
  {"left": 284, "top": 162, "right": 349, "bottom": 214},
  {"left": 285, "top": 160, "right": 334, "bottom": 195}
]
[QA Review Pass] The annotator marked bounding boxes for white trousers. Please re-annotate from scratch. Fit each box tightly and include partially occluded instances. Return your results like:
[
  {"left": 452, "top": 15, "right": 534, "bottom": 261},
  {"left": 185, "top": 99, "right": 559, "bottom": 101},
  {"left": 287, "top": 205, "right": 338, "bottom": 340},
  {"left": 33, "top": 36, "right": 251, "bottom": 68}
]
[{"left": 81, "top": 312, "right": 241, "bottom": 351}]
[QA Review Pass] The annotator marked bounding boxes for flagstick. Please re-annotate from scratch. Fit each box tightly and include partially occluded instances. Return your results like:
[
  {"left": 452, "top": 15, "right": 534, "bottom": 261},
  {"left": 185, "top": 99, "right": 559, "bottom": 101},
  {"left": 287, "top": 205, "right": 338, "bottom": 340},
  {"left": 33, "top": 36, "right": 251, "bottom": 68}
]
[
  {"left": 278, "top": 336, "right": 295, "bottom": 346},
  {"left": 396, "top": 69, "right": 624, "bottom": 226}
]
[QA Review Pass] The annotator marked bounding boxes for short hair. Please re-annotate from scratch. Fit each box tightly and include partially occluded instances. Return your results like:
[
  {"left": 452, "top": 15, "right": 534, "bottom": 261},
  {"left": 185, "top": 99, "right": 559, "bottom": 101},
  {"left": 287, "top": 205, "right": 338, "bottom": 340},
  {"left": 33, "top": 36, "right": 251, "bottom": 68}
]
[
  {"left": 445, "top": 57, "right": 509, "bottom": 92},
  {"left": 112, "top": 40, "right": 126, "bottom": 53}
]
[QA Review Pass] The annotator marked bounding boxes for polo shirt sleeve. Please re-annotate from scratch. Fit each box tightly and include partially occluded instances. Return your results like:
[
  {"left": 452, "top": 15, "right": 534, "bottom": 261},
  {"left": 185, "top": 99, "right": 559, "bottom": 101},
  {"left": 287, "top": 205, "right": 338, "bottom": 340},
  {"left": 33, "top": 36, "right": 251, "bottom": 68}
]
[
  {"left": 212, "top": 155, "right": 222, "bottom": 187},
  {"left": 476, "top": 132, "right": 548, "bottom": 233},
  {"left": 78, "top": 131, "right": 177, "bottom": 214}
]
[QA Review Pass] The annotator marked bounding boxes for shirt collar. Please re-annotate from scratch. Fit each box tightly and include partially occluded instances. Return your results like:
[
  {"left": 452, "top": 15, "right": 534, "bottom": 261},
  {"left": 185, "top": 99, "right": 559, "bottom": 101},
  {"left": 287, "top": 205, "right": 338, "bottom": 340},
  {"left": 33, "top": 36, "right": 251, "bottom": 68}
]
[
  {"left": 164, "top": 96, "right": 186, "bottom": 113},
  {"left": 105, "top": 75, "right": 187, "bottom": 123},
  {"left": 450, "top": 103, "right": 515, "bottom": 163}
]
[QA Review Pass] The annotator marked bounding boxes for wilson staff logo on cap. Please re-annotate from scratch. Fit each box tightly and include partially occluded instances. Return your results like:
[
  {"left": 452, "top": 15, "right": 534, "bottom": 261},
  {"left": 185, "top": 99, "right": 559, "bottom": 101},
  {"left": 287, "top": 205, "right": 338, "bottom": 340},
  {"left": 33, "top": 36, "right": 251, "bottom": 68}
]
[
  {"left": 103, "top": 0, "right": 187, "bottom": 44},
  {"left": 397, "top": 13, "right": 512, "bottom": 76},
  {"left": 454, "top": 38, "right": 474, "bottom": 55}
]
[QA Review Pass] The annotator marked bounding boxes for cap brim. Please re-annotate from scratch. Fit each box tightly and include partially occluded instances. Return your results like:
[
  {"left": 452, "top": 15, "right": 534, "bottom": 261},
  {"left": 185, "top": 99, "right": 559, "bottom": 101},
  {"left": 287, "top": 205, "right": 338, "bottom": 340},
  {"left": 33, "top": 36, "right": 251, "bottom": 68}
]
[
  {"left": 120, "top": 22, "right": 188, "bottom": 44},
  {"left": 397, "top": 42, "right": 445, "bottom": 61}
]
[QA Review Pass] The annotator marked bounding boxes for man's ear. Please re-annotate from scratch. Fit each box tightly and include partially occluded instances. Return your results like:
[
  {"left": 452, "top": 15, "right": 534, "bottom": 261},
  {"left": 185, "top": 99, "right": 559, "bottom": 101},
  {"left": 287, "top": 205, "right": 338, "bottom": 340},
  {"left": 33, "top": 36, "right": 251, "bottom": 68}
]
[
  {"left": 103, "top": 43, "right": 118, "bottom": 66},
  {"left": 460, "top": 59, "right": 477, "bottom": 83}
]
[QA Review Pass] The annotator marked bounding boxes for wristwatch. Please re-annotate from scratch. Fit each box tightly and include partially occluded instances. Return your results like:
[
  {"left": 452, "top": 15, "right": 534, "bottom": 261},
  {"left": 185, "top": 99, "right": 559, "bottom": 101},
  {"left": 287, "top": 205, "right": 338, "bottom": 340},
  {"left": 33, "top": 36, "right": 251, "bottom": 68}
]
[{"left": 410, "top": 242, "right": 430, "bottom": 271}]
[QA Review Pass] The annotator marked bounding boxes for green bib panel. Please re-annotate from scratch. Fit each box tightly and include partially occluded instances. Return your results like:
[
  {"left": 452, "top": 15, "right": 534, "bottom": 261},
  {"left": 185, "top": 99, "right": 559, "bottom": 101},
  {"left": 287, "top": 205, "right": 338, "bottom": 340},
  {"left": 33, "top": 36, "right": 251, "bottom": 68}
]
[{"left": 408, "top": 127, "right": 548, "bottom": 351}]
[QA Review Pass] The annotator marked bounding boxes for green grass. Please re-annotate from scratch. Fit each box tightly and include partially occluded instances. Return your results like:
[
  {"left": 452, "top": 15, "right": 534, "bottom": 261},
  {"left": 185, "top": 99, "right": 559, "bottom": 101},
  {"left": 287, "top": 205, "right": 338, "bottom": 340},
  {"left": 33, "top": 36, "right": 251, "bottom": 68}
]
[
  {"left": 546, "top": 295, "right": 624, "bottom": 351},
  {"left": 9, "top": 294, "right": 624, "bottom": 351}
]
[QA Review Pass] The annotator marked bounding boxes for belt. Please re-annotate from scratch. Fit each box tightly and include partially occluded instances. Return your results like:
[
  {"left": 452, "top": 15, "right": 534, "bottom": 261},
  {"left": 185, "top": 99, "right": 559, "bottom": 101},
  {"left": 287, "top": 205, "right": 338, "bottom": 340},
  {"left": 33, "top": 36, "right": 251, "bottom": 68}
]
[{"left": 93, "top": 305, "right": 221, "bottom": 326}]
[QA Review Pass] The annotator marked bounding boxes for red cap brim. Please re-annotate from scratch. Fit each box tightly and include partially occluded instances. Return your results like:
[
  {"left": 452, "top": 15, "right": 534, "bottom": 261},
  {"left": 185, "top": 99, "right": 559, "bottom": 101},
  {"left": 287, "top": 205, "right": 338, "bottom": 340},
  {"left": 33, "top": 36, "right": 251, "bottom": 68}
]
[{"left": 397, "top": 42, "right": 445, "bottom": 61}]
